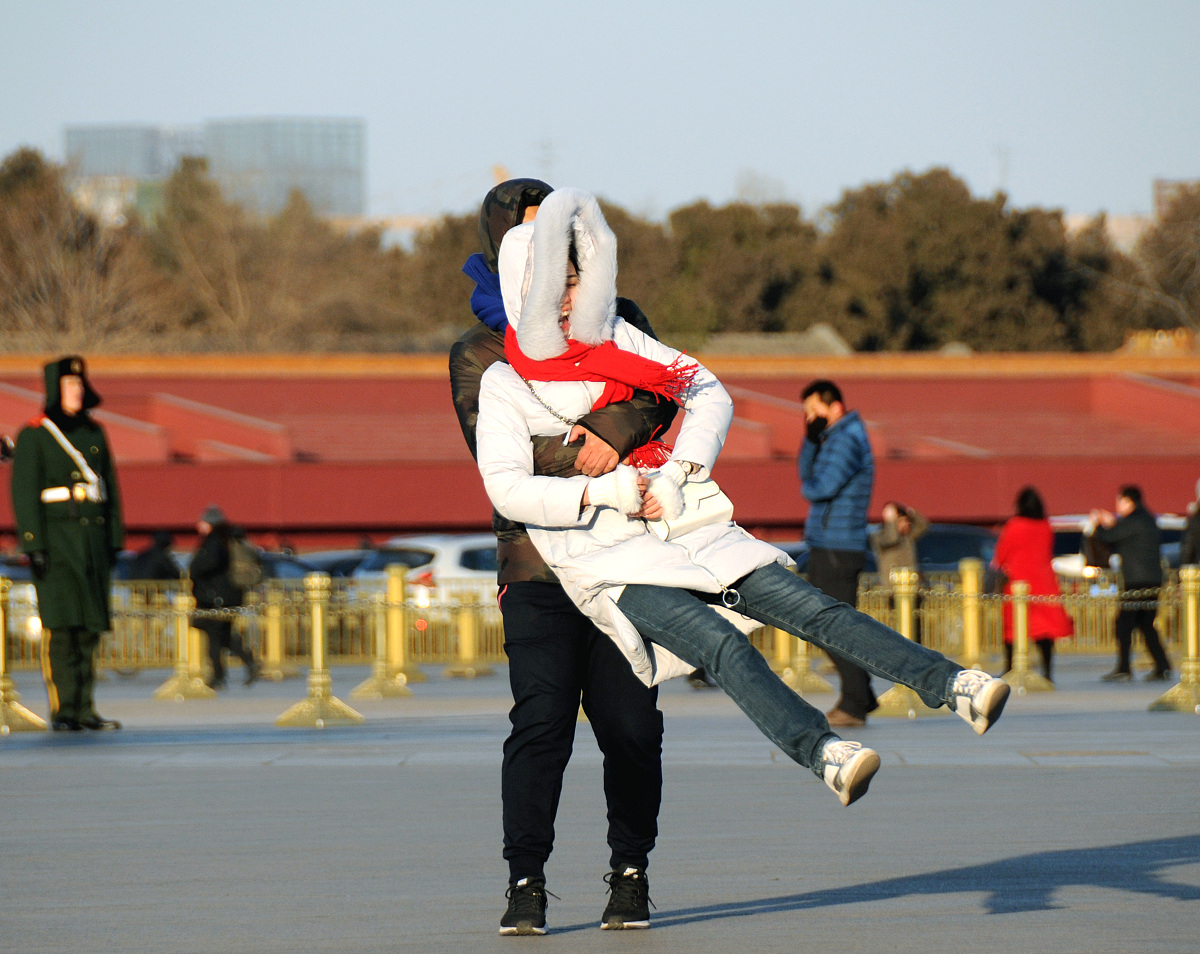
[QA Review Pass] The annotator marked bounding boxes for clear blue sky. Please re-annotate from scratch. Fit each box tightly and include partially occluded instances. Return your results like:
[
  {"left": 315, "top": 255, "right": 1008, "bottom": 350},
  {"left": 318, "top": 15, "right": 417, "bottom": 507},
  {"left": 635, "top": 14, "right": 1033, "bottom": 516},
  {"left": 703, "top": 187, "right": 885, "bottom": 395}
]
[{"left": 3, "top": 0, "right": 1197, "bottom": 221}]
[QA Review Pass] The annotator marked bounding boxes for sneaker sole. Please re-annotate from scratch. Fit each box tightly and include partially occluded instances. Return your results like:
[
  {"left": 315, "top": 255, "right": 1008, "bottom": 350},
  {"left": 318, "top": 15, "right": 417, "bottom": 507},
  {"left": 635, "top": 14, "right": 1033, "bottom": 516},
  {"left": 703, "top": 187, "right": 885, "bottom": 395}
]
[
  {"left": 837, "top": 749, "right": 881, "bottom": 806},
  {"left": 601, "top": 919, "right": 650, "bottom": 930},
  {"left": 499, "top": 923, "right": 547, "bottom": 936},
  {"left": 970, "top": 681, "right": 1011, "bottom": 735}
]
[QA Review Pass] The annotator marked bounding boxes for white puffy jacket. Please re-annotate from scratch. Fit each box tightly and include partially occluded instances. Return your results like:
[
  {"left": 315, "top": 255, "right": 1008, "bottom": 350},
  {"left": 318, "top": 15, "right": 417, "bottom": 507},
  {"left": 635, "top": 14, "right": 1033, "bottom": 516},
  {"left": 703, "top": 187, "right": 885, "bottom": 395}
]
[{"left": 477, "top": 319, "right": 788, "bottom": 686}]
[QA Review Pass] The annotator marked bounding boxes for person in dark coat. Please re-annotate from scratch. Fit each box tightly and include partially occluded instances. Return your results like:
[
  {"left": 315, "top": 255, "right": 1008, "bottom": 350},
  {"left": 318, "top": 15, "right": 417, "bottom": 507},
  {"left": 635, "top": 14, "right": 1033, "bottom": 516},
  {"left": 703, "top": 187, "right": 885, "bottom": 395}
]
[
  {"left": 1091, "top": 485, "right": 1172, "bottom": 681},
  {"left": 189, "top": 505, "right": 259, "bottom": 690},
  {"left": 10, "top": 355, "right": 124, "bottom": 731},
  {"left": 799, "top": 379, "right": 876, "bottom": 727},
  {"left": 127, "top": 531, "right": 182, "bottom": 581},
  {"left": 1180, "top": 478, "right": 1200, "bottom": 567},
  {"left": 451, "top": 178, "right": 677, "bottom": 934}
]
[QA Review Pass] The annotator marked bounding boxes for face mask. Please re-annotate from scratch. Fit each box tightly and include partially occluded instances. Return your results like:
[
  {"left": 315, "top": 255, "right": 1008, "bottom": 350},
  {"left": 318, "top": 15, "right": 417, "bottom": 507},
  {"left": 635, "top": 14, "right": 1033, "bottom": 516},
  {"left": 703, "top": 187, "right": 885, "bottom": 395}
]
[{"left": 806, "top": 416, "right": 828, "bottom": 442}]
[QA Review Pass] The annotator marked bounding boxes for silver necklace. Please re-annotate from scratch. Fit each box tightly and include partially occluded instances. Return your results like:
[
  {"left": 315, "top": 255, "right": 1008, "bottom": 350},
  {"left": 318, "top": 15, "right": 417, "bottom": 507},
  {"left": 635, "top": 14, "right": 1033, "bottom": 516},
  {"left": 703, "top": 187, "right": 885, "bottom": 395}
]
[{"left": 519, "top": 374, "right": 578, "bottom": 428}]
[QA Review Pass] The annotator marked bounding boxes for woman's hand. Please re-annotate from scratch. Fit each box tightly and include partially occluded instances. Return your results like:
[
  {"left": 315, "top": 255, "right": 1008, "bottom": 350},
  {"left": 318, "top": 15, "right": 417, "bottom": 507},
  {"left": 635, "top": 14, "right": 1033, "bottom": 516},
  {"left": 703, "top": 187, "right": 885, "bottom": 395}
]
[{"left": 635, "top": 475, "right": 666, "bottom": 520}]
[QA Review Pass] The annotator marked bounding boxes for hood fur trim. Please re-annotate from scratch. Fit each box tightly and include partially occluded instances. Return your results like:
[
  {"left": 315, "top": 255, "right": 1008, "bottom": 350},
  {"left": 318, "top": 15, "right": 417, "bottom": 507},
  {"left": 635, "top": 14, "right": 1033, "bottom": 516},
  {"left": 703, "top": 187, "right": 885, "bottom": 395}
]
[{"left": 497, "top": 187, "right": 617, "bottom": 360}]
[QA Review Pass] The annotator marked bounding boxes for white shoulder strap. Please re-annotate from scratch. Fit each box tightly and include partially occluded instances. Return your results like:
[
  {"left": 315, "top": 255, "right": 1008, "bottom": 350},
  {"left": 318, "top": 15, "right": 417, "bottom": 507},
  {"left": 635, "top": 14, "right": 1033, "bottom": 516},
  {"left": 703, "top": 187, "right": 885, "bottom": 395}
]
[{"left": 40, "top": 417, "right": 100, "bottom": 484}]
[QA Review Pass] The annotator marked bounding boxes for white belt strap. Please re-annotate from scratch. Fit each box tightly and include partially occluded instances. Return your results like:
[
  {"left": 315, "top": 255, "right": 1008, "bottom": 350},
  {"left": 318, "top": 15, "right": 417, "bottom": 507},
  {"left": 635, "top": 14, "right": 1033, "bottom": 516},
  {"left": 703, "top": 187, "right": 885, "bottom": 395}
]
[{"left": 39, "top": 417, "right": 107, "bottom": 503}]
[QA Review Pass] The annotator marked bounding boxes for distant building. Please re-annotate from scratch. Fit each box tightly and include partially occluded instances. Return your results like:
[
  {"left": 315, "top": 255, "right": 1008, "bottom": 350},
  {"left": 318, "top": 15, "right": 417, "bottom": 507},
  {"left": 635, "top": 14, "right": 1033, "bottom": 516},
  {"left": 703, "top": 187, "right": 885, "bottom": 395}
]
[
  {"left": 204, "top": 118, "right": 365, "bottom": 216},
  {"left": 1154, "top": 178, "right": 1200, "bottom": 218},
  {"left": 63, "top": 117, "right": 365, "bottom": 223},
  {"left": 1062, "top": 213, "right": 1151, "bottom": 255},
  {"left": 64, "top": 124, "right": 206, "bottom": 225}
]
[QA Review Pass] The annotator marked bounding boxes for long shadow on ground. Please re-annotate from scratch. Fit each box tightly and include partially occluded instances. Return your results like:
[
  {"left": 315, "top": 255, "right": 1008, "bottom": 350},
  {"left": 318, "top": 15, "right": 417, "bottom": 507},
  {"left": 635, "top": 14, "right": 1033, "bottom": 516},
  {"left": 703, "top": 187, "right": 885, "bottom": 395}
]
[{"left": 555, "top": 835, "right": 1200, "bottom": 933}]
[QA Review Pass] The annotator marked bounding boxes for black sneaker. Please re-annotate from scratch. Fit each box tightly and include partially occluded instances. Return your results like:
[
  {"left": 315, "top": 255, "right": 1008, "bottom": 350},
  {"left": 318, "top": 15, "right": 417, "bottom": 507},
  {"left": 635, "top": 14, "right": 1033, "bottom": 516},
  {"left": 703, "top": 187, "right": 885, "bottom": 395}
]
[
  {"left": 601, "top": 866, "right": 653, "bottom": 930},
  {"left": 500, "top": 878, "right": 548, "bottom": 936}
]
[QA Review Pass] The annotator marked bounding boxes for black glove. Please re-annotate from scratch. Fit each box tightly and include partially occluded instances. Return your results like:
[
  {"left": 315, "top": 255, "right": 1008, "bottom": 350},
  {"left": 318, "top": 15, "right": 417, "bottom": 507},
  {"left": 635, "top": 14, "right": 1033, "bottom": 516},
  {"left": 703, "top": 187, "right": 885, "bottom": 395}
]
[
  {"left": 29, "top": 551, "right": 48, "bottom": 580},
  {"left": 805, "top": 416, "right": 828, "bottom": 443}
]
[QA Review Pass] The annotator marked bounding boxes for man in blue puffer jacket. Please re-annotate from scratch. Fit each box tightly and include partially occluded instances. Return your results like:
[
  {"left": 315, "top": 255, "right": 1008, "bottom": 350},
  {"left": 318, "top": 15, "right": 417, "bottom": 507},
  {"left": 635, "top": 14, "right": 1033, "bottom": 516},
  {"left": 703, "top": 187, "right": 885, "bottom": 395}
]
[{"left": 799, "top": 380, "right": 877, "bottom": 727}]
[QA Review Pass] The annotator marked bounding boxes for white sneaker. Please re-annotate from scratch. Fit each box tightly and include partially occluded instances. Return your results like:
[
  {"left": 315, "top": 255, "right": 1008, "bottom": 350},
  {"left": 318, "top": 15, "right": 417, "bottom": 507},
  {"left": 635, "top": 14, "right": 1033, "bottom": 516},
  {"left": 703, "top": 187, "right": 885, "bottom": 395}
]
[
  {"left": 819, "top": 740, "right": 880, "bottom": 806},
  {"left": 949, "top": 669, "right": 1010, "bottom": 735}
]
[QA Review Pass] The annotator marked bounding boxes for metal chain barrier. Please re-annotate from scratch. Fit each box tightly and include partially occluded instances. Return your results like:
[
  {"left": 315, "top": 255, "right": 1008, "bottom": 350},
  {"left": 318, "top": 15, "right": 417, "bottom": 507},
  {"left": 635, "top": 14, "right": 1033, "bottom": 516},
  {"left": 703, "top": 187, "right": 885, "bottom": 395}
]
[{"left": 4, "top": 561, "right": 1198, "bottom": 728}]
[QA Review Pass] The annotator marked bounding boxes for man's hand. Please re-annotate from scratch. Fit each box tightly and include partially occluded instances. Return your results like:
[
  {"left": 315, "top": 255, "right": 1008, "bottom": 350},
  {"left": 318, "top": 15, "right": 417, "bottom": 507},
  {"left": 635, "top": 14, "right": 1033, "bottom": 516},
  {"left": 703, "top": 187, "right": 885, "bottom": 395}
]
[
  {"left": 29, "top": 551, "right": 48, "bottom": 580},
  {"left": 1091, "top": 508, "right": 1116, "bottom": 529},
  {"left": 569, "top": 425, "right": 619, "bottom": 477}
]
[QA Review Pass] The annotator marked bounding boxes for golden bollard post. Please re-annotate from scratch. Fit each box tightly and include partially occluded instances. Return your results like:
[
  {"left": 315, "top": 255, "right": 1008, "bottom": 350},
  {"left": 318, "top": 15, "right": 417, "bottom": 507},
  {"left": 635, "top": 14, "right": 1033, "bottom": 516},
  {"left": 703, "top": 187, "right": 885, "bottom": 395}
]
[
  {"left": 771, "top": 625, "right": 834, "bottom": 693},
  {"left": 352, "top": 591, "right": 413, "bottom": 698},
  {"left": 445, "top": 599, "right": 495, "bottom": 678},
  {"left": 385, "top": 565, "right": 426, "bottom": 684},
  {"left": 1002, "top": 581, "right": 1054, "bottom": 694},
  {"left": 153, "top": 589, "right": 216, "bottom": 700},
  {"left": 772, "top": 566, "right": 833, "bottom": 691},
  {"left": 875, "top": 567, "right": 938, "bottom": 719},
  {"left": 276, "top": 573, "right": 365, "bottom": 728},
  {"left": 959, "top": 558, "right": 984, "bottom": 670},
  {"left": 1150, "top": 565, "right": 1200, "bottom": 714},
  {"left": 0, "top": 576, "right": 49, "bottom": 733},
  {"left": 259, "top": 585, "right": 300, "bottom": 681}
]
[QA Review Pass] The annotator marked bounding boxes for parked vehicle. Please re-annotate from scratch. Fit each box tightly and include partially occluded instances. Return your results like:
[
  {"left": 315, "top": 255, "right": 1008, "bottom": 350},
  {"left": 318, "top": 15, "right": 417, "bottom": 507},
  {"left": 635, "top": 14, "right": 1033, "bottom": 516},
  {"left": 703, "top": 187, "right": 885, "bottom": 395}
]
[
  {"left": 351, "top": 533, "right": 499, "bottom": 615},
  {"left": 0, "top": 552, "right": 33, "bottom": 583},
  {"left": 774, "top": 523, "right": 999, "bottom": 578},
  {"left": 1050, "top": 513, "right": 1187, "bottom": 579},
  {"left": 300, "top": 549, "right": 373, "bottom": 578}
]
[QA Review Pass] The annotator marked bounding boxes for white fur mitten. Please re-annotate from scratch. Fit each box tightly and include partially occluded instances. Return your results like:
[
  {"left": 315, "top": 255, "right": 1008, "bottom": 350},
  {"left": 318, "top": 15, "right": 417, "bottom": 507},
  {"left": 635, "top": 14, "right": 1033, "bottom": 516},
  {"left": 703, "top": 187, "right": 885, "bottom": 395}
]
[
  {"left": 645, "top": 466, "right": 686, "bottom": 521},
  {"left": 657, "top": 460, "right": 690, "bottom": 487},
  {"left": 587, "top": 464, "right": 643, "bottom": 515}
]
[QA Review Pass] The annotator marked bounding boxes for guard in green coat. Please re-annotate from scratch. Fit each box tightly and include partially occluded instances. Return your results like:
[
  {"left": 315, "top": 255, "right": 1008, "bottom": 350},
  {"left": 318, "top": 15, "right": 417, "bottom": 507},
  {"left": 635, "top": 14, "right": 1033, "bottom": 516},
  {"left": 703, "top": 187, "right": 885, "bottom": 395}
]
[{"left": 10, "top": 356, "right": 124, "bottom": 731}]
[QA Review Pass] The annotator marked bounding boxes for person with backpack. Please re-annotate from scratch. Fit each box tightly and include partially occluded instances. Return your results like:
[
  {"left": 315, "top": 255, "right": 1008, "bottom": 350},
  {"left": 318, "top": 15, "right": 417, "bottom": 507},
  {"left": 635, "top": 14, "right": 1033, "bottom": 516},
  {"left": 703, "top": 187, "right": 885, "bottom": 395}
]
[{"left": 190, "top": 504, "right": 261, "bottom": 689}]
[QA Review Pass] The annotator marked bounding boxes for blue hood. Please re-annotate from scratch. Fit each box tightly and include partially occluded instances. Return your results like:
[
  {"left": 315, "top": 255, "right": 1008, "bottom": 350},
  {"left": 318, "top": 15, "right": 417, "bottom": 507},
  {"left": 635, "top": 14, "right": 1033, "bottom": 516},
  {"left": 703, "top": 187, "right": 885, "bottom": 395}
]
[{"left": 462, "top": 253, "right": 508, "bottom": 332}]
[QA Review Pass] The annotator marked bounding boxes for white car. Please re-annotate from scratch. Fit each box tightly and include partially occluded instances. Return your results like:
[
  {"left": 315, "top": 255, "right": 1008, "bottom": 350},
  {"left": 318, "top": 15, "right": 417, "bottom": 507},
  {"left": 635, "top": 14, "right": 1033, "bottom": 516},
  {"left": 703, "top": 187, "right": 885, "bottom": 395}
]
[
  {"left": 350, "top": 533, "right": 499, "bottom": 613},
  {"left": 1050, "top": 513, "right": 1186, "bottom": 579}
]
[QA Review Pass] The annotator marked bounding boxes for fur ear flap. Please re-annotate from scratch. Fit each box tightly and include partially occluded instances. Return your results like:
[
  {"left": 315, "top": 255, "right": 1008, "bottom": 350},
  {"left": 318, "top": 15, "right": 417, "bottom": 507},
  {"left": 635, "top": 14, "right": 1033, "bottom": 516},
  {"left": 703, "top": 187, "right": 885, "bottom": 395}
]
[
  {"left": 515, "top": 188, "right": 617, "bottom": 359},
  {"left": 566, "top": 196, "right": 617, "bottom": 346}
]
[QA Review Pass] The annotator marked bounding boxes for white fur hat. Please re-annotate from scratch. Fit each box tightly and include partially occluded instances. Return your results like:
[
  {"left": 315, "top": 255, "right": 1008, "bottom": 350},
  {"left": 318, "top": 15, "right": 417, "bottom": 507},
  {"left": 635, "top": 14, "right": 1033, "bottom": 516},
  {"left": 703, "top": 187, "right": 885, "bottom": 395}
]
[{"left": 497, "top": 187, "right": 618, "bottom": 360}]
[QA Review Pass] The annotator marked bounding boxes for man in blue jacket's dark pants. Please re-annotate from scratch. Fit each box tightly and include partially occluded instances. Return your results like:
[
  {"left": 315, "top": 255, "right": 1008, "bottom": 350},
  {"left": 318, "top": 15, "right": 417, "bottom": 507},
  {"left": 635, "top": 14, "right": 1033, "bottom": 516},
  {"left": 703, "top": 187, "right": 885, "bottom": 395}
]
[{"left": 799, "top": 380, "right": 877, "bottom": 727}]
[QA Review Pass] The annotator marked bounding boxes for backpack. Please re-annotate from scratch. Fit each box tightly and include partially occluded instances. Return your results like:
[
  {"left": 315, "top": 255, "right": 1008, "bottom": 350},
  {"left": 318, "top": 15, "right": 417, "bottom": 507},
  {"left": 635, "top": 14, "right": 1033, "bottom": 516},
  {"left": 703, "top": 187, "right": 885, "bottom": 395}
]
[{"left": 229, "top": 536, "right": 265, "bottom": 591}]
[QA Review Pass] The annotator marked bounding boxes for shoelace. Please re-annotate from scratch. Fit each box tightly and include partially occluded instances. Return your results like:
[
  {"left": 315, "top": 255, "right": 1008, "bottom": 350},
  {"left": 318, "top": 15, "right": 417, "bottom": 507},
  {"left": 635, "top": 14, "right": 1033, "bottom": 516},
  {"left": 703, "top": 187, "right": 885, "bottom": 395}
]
[
  {"left": 821, "top": 740, "right": 864, "bottom": 766},
  {"left": 604, "top": 871, "right": 655, "bottom": 910},
  {"left": 953, "top": 670, "right": 990, "bottom": 697},
  {"left": 506, "top": 881, "right": 555, "bottom": 917}
]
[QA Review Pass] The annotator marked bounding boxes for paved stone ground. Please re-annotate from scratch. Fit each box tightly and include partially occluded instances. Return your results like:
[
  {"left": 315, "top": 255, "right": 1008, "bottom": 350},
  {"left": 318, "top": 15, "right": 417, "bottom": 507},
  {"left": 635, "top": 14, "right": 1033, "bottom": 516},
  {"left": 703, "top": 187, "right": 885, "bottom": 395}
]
[{"left": 2, "top": 654, "right": 1198, "bottom": 953}]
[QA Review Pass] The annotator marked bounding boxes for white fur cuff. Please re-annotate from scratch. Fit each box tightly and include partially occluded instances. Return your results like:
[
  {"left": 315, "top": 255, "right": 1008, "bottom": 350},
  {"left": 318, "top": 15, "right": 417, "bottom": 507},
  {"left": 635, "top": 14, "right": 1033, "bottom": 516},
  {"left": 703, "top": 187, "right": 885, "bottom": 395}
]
[
  {"left": 646, "top": 470, "right": 685, "bottom": 521},
  {"left": 657, "top": 460, "right": 689, "bottom": 487},
  {"left": 588, "top": 464, "right": 643, "bottom": 515}
]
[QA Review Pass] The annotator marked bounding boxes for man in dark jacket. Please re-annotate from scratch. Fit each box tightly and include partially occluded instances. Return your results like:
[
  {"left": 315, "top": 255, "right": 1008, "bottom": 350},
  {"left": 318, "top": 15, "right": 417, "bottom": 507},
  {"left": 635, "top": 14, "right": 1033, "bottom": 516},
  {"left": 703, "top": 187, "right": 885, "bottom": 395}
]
[
  {"left": 127, "top": 531, "right": 182, "bottom": 581},
  {"left": 799, "top": 379, "right": 876, "bottom": 727},
  {"left": 189, "top": 505, "right": 260, "bottom": 690},
  {"left": 1091, "top": 485, "right": 1172, "bottom": 681},
  {"left": 451, "top": 178, "right": 677, "bottom": 935},
  {"left": 11, "top": 356, "right": 124, "bottom": 731},
  {"left": 1181, "top": 478, "right": 1200, "bottom": 567}
]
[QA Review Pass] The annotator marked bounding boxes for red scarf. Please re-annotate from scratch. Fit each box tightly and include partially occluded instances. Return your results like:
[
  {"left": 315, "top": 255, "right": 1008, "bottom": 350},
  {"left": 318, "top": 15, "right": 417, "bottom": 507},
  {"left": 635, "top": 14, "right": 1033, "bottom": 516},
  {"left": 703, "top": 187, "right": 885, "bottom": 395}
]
[{"left": 504, "top": 325, "right": 698, "bottom": 410}]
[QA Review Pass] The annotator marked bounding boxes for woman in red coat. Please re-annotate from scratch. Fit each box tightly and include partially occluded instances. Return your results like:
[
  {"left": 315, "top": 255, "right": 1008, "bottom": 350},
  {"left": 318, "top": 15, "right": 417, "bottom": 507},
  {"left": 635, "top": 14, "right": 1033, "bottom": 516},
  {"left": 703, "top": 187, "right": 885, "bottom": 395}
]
[{"left": 992, "top": 486, "right": 1074, "bottom": 681}]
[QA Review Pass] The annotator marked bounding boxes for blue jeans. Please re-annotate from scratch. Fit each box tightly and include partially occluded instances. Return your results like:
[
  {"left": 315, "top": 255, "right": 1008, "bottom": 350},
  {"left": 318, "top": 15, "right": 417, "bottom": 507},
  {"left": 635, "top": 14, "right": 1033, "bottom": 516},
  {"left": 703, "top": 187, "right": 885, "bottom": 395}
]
[{"left": 616, "top": 562, "right": 963, "bottom": 776}]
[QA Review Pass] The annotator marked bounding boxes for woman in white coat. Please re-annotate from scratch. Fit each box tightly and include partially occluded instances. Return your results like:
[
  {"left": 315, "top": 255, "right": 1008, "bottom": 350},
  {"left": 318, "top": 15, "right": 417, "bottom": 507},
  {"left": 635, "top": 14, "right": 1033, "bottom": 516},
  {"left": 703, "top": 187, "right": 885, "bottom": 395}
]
[{"left": 475, "top": 188, "right": 1009, "bottom": 808}]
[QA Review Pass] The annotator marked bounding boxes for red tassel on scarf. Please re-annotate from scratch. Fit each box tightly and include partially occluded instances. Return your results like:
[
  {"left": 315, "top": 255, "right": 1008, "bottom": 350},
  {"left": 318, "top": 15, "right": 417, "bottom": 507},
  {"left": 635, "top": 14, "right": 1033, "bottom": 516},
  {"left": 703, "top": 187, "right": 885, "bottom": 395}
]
[{"left": 626, "top": 440, "right": 674, "bottom": 469}]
